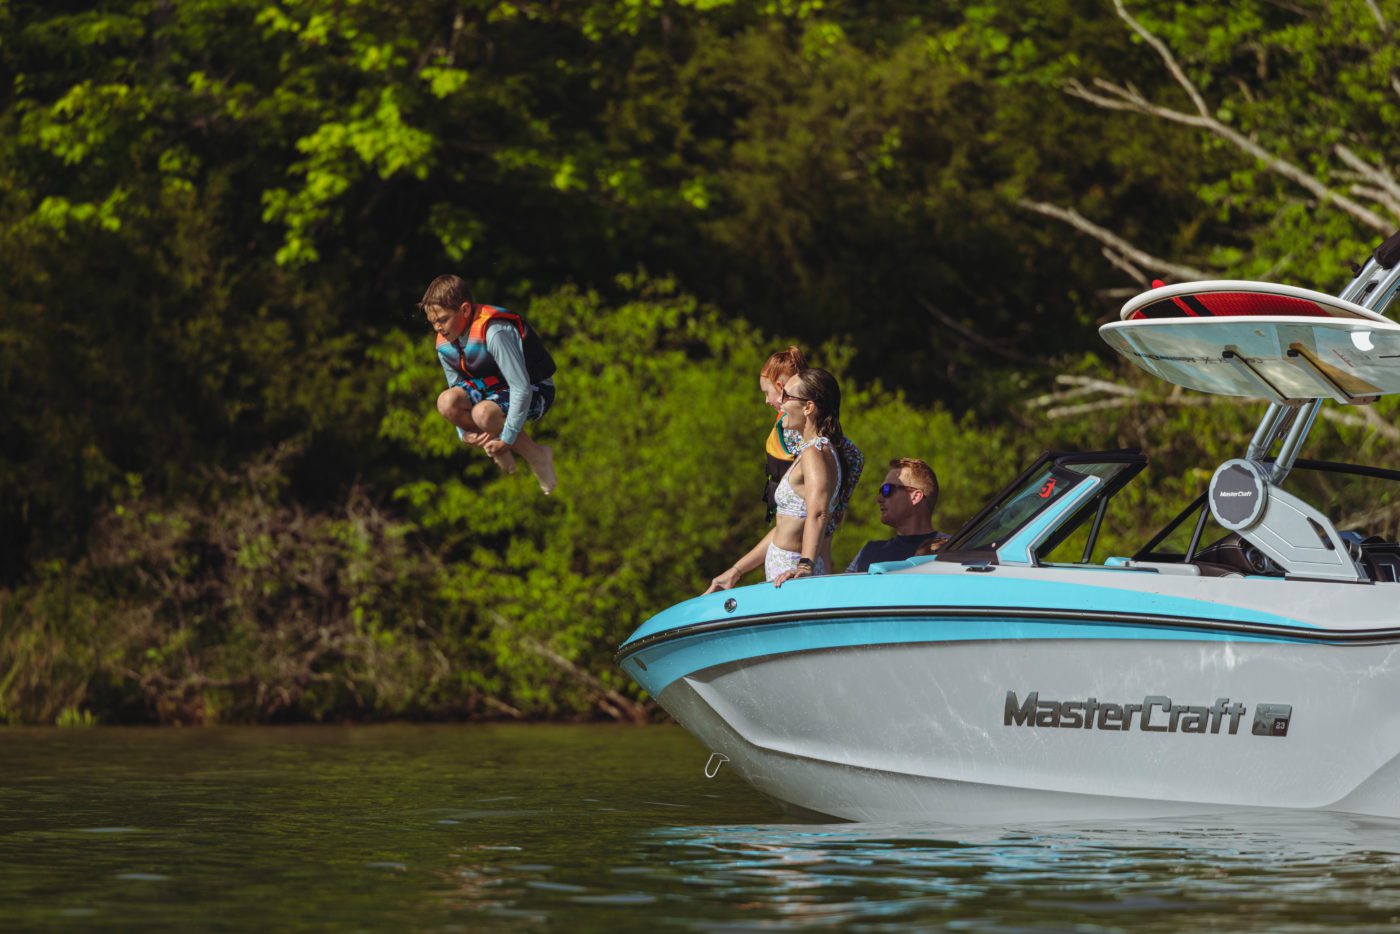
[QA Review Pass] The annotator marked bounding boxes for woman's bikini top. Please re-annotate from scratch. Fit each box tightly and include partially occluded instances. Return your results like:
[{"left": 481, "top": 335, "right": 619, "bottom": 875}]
[{"left": 773, "top": 437, "right": 844, "bottom": 520}]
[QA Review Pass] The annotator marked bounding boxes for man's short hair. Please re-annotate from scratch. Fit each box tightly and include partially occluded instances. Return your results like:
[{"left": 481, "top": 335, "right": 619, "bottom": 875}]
[
  {"left": 419, "top": 275, "right": 473, "bottom": 311},
  {"left": 890, "top": 457, "right": 938, "bottom": 510}
]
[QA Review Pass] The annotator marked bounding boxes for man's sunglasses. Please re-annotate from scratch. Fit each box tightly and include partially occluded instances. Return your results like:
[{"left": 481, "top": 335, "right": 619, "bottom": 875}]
[{"left": 879, "top": 483, "right": 917, "bottom": 498}]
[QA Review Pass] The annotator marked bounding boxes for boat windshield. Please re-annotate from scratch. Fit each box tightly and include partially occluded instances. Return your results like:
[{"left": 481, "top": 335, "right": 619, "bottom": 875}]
[
  {"left": 946, "top": 464, "right": 1079, "bottom": 553},
  {"left": 940, "top": 452, "right": 1145, "bottom": 560}
]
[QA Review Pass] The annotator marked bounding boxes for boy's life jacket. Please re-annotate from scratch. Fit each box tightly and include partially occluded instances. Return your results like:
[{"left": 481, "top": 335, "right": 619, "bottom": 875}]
[{"left": 436, "top": 305, "right": 556, "bottom": 393}]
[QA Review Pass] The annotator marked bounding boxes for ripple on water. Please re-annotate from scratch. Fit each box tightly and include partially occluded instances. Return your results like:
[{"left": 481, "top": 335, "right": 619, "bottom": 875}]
[
  {"left": 10, "top": 725, "right": 1400, "bottom": 932},
  {"left": 525, "top": 880, "right": 588, "bottom": 893},
  {"left": 637, "top": 811, "right": 1400, "bottom": 930},
  {"left": 570, "top": 893, "right": 657, "bottom": 905}
]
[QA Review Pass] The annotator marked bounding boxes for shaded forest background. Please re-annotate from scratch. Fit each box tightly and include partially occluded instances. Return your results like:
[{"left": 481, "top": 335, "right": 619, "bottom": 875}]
[{"left": 4, "top": 0, "right": 1400, "bottom": 724}]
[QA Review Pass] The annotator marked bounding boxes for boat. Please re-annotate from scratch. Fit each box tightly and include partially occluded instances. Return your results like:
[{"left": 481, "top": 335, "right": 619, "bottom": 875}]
[{"left": 616, "top": 231, "right": 1400, "bottom": 823}]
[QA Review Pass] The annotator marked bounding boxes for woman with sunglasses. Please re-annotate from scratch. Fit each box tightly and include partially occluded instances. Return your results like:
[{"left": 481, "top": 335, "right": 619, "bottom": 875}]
[
  {"left": 705, "top": 368, "right": 848, "bottom": 592},
  {"left": 758, "top": 348, "right": 864, "bottom": 572}
]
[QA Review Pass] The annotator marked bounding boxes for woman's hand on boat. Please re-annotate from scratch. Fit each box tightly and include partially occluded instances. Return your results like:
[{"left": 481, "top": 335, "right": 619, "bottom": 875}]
[
  {"left": 703, "top": 567, "right": 741, "bottom": 594},
  {"left": 771, "top": 565, "right": 812, "bottom": 588}
]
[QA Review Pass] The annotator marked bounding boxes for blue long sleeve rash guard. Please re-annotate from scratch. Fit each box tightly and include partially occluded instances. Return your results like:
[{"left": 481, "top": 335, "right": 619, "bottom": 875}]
[{"left": 437, "top": 320, "right": 550, "bottom": 445}]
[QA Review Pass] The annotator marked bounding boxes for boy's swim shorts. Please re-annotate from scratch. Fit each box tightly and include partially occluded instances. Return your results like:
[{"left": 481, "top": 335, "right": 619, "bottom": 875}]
[{"left": 482, "top": 381, "right": 555, "bottom": 423}]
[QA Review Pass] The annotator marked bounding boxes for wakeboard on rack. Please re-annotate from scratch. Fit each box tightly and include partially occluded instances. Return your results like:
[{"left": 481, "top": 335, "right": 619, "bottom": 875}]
[{"left": 1102, "top": 281, "right": 1400, "bottom": 404}]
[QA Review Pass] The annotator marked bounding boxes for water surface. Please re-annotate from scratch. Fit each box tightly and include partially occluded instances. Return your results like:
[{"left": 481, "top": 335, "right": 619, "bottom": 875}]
[{"left": 3, "top": 724, "right": 1400, "bottom": 930}]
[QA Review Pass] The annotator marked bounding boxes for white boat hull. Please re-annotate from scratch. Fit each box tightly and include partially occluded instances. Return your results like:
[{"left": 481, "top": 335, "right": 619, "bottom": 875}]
[{"left": 655, "top": 635, "right": 1400, "bottom": 822}]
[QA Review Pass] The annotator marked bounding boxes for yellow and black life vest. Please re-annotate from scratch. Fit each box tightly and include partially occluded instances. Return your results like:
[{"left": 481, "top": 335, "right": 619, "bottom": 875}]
[{"left": 762, "top": 413, "right": 797, "bottom": 519}]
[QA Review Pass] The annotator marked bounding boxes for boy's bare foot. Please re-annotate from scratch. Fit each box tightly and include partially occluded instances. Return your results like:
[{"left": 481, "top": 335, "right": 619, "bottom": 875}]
[
  {"left": 530, "top": 444, "right": 556, "bottom": 494},
  {"left": 490, "top": 449, "right": 517, "bottom": 474}
]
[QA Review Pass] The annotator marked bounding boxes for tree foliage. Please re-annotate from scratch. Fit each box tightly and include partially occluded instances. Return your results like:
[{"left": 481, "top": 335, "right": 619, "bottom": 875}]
[{"left": 3, "top": 0, "right": 1400, "bottom": 721}]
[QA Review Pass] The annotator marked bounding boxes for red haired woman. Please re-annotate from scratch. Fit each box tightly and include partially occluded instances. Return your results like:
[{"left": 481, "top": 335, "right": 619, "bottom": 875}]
[{"left": 759, "top": 347, "right": 808, "bottom": 521}]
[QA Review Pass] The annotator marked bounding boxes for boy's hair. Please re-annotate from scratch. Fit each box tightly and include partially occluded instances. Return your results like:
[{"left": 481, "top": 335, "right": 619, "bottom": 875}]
[
  {"left": 419, "top": 275, "right": 473, "bottom": 311},
  {"left": 890, "top": 457, "right": 939, "bottom": 510},
  {"left": 760, "top": 345, "right": 807, "bottom": 383}
]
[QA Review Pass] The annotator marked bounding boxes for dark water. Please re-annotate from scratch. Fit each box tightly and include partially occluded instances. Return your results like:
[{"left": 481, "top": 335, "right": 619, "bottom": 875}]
[{"left": 4, "top": 724, "right": 1400, "bottom": 931}]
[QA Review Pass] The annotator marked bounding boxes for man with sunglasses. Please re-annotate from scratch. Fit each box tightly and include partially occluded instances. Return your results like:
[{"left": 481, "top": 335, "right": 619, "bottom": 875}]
[{"left": 845, "top": 458, "right": 947, "bottom": 573}]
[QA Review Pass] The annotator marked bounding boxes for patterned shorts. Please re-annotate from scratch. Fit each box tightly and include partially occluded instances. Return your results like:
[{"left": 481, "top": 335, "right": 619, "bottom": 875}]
[
  {"left": 764, "top": 543, "right": 828, "bottom": 581},
  {"left": 478, "top": 381, "right": 556, "bottom": 423}
]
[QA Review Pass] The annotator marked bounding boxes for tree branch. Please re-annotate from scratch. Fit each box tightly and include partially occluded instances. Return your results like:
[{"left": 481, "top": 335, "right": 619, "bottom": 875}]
[
  {"left": 1017, "top": 199, "right": 1211, "bottom": 280},
  {"left": 1063, "top": 76, "right": 1207, "bottom": 121},
  {"left": 1335, "top": 144, "right": 1400, "bottom": 210},
  {"left": 486, "top": 610, "right": 651, "bottom": 723},
  {"left": 1364, "top": 0, "right": 1390, "bottom": 34},
  {"left": 519, "top": 634, "right": 652, "bottom": 723},
  {"left": 1067, "top": 2, "right": 1396, "bottom": 233},
  {"left": 1028, "top": 374, "right": 1160, "bottom": 419},
  {"left": 481, "top": 695, "right": 525, "bottom": 720},
  {"left": 1101, "top": 246, "right": 1151, "bottom": 286},
  {"left": 1096, "top": 286, "right": 1144, "bottom": 301},
  {"left": 1318, "top": 406, "right": 1400, "bottom": 441},
  {"left": 1358, "top": 404, "right": 1400, "bottom": 441},
  {"left": 916, "top": 295, "right": 1040, "bottom": 366},
  {"left": 1058, "top": 374, "right": 1143, "bottom": 397},
  {"left": 1031, "top": 373, "right": 1400, "bottom": 439},
  {"left": 1036, "top": 397, "right": 1140, "bottom": 419},
  {"left": 1112, "top": 0, "right": 1211, "bottom": 118},
  {"left": 1347, "top": 185, "right": 1400, "bottom": 221}
]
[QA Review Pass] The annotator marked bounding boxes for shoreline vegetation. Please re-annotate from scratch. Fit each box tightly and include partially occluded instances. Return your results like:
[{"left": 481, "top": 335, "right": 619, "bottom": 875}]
[{"left": 4, "top": 2, "right": 1400, "bottom": 724}]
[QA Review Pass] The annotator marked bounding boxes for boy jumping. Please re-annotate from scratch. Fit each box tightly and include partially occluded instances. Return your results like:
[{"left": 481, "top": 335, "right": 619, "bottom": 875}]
[{"left": 419, "top": 275, "right": 558, "bottom": 493}]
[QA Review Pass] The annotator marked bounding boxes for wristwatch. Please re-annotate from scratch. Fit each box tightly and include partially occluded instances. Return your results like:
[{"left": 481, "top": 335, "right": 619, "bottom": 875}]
[{"left": 796, "top": 557, "right": 814, "bottom": 569}]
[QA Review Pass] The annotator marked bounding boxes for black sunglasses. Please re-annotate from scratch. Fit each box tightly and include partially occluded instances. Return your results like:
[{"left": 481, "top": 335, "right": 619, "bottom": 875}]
[
  {"left": 781, "top": 390, "right": 810, "bottom": 404},
  {"left": 879, "top": 483, "right": 916, "bottom": 498}
]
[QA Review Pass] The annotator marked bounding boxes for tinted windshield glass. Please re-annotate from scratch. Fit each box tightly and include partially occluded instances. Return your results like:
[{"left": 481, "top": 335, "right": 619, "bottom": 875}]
[
  {"left": 1035, "top": 460, "right": 1141, "bottom": 563},
  {"left": 944, "top": 457, "right": 1141, "bottom": 558},
  {"left": 949, "top": 465, "right": 1080, "bottom": 552},
  {"left": 1071, "top": 461, "right": 1135, "bottom": 483}
]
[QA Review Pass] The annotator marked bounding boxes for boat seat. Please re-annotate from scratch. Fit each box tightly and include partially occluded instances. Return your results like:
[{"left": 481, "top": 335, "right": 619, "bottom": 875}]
[
  {"left": 1192, "top": 533, "right": 1281, "bottom": 577},
  {"left": 1367, "top": 553, "right": 1400, "bottom": 582},
  {"left": 1338, "top": 532, "right": 1400, "bottom": 583},
  {"left": 1195, "top": 531, "right": 1400, "bottom": 582},
  {"left": 1358, "top": 538, "right": 1400, "bottom": 583}
]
